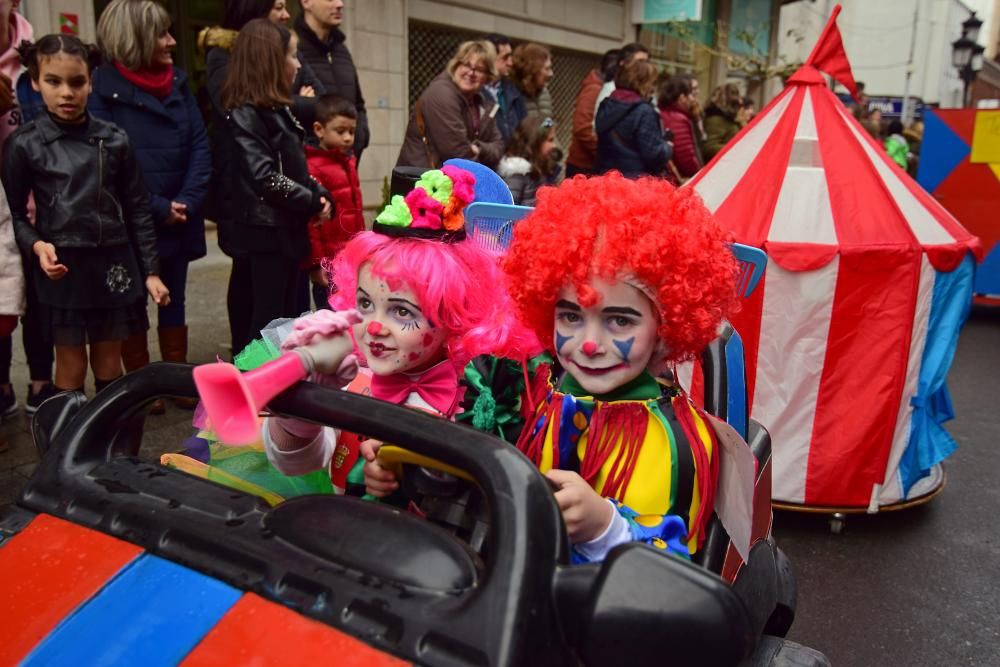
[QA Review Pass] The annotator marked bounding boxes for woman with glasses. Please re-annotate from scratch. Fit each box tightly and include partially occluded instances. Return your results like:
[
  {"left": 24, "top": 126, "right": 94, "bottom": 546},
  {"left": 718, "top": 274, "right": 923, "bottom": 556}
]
[{"left": 396, "top": 40, "right": 503, "bottom": 169}]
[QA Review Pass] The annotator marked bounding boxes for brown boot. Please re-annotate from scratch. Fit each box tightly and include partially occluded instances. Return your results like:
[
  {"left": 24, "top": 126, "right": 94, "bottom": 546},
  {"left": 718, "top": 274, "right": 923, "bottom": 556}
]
[
  {"left": 159, "top": 325, "right": 198, "bottom": 409},
  {"left": 121, "top": 331, "right": 165, "bottom": 414}
]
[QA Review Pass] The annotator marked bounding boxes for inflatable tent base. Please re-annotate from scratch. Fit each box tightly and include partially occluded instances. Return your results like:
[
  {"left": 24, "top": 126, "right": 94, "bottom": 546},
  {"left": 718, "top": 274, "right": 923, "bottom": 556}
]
[{"left": 772, "top": 465, "right": 945, "bottom": 533}]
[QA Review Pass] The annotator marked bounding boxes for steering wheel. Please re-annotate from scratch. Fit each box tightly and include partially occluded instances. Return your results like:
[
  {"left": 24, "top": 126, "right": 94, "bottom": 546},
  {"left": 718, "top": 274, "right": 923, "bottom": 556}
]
[{"left": 22, "top": 363, "right": 572, "bottom": 667}]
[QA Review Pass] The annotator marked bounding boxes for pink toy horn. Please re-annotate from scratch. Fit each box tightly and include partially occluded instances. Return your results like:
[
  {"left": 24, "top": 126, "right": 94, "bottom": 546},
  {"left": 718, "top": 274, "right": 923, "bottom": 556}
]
[{"left": 193, "top": 353, "right": 308, "bottom": 445}]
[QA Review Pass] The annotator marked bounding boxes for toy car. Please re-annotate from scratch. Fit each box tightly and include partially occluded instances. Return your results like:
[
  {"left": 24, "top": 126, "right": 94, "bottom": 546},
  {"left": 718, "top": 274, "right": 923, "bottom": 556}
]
[{"left": 0, "top": 362, "right": 828, "bottom": 666}]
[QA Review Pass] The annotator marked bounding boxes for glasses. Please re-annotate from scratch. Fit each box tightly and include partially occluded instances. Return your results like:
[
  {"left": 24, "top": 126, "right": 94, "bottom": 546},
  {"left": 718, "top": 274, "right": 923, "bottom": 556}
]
[{"left": 459, "top": 61, "right": 490, "bottom": 77}]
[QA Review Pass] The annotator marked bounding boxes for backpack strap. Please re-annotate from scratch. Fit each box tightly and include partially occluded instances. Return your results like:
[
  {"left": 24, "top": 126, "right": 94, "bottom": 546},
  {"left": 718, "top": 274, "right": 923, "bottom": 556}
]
[{"left": 414, "top": 100, "right": 440, "bottom": 168}]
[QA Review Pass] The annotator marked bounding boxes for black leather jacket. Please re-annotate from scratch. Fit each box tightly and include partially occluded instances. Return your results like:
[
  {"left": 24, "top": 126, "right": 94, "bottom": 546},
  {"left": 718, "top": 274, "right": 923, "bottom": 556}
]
[
  {"left": 228, "top": 104, "right": 328, "bottom": 233},
  {"left": 2, "top": 113, "right": 159, "bottom": 275}
]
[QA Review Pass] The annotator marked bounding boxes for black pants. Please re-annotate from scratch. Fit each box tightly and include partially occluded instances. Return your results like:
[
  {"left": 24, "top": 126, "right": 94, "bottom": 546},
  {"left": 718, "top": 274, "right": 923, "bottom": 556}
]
[
  {"left": 294, "top": 268, "right": 311, "bottom": 315},
  {"left": 0, "top": 271, "right": 54, "bottom": 384},
  {"left": 227, "top": 256, "right": 253, "bottom": 356},
  {"left": 0, "top": 267, "right": 56, "bottom": 384},
  {"left": 312, "top": 282, "right": 331, "bottom": 311},
  {"left": 246, "top": 254, "right": 302, "bottom": 347}
]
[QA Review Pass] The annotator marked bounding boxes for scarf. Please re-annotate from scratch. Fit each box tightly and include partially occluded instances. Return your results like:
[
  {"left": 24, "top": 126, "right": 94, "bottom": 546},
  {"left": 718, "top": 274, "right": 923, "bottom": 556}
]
[{"left": 114, "top": 61, "right": 174, "bottom": 100}]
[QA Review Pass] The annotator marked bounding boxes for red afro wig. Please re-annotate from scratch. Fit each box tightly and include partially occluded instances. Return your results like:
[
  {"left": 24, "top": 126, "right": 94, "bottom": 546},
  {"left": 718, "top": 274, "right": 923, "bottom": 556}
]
[{"left": 503, "top": 172, "right": 738, "bottom": 364}]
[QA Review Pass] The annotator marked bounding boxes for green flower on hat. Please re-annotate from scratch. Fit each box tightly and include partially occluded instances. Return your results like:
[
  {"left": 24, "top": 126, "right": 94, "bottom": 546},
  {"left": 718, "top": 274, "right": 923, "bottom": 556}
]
[
  {"left": 374, "top": 195, "right": 413, "bottom": 227},
  {"left": 414, "top": 169, "right": 453, "bottom": 205}
]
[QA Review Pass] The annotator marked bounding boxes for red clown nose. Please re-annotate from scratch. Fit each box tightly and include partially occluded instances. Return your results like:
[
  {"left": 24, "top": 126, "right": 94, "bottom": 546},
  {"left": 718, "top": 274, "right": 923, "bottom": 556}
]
[
  {"left": 582, "top": 341, "right": 598, "bottom": 356},
  {"left": 367, "top": 321, "right": 383, "bottom": 335}
]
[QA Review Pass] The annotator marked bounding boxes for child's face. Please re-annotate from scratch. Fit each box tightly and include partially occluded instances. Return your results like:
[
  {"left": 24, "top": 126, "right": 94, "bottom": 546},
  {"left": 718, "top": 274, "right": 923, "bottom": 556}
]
[
  {"left": 540, "top": 130, "right": 557, "bottom": 159},
  {"left": 32, "top": 52, "right": 91, "bottom": 124},
  {"left": 554, "top": 277, "right": 659, "bottom": 396},
  {"left": 354, "top": 264, "right": 447, "bottom": 376},
  {"left": 313, "top": 114, "right": 356, "bottom": 154}
]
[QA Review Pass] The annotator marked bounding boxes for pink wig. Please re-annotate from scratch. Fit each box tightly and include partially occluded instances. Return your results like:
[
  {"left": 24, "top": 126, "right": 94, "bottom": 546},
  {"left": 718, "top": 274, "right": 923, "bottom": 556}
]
[{"left": 329, "top": 231, "right": 540, "bottom": 368}]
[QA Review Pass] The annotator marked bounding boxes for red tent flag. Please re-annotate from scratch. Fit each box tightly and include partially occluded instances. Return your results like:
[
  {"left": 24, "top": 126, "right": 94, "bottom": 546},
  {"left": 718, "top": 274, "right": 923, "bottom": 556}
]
[{"left": 805, "top": 4, "right": 860, "bottom": 102}]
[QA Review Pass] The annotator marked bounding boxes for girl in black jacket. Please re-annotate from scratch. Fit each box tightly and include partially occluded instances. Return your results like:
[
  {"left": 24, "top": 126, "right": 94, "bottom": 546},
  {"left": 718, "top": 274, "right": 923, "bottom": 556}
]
[
  {"left": 221, "top": 19, "right": 331, "bottom": 348},
  {"left": 1, "top": 35, "right": 169, "bottom": 394}
]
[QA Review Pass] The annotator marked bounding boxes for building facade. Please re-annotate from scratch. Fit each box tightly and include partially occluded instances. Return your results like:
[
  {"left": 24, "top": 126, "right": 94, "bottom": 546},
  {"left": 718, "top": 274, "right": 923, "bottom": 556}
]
[{"left": 778, "top": 0, "right": 989, "bottom": 110}]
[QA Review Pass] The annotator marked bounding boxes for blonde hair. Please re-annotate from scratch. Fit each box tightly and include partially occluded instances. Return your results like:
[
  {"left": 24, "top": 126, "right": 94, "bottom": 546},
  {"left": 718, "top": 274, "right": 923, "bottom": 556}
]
[
  {"left": 445, "top": 40, "right": 497, "bottom": 83},
  {"left": 614, "top": 59, "right": 658, "bottom": 99},
  {"left": 97, "top": 0, "right": 172, "bottom": 70}
]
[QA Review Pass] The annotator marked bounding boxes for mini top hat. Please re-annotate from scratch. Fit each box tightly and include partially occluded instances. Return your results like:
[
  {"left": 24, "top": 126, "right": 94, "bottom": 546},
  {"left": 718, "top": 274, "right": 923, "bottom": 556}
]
[{"left": 374, "top": 166, "right": 476, "bottom": 243}]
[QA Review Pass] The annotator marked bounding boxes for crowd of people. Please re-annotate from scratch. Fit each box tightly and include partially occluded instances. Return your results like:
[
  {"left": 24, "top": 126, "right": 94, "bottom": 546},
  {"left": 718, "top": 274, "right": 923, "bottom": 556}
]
[
  {"left": 0, "top": 0, "right": 764, "bottom": 427},
  {"left": 0, "top": 0, "right": 370, "bottom": 421},
  {"left": 850, "top": 83, "right": 923, "bottom": 177}
]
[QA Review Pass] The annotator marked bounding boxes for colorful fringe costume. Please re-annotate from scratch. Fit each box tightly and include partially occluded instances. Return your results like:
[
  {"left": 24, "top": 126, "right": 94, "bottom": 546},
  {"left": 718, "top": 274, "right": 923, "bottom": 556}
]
[{"left": 477, "top": 361, "right": 719, "bottom": 563}]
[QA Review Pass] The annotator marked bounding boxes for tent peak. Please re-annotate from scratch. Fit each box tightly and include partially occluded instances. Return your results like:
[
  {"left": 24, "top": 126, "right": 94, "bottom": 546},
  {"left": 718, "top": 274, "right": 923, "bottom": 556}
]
[{"left": 786, "top": 65, "right": 827, "bottom": 87}]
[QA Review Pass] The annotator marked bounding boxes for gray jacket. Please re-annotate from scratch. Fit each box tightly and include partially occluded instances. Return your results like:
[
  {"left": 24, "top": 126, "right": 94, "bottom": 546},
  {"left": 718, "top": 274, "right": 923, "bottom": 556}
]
[{"left": 397, "top": 72, "right": 504, "bottom": 169}]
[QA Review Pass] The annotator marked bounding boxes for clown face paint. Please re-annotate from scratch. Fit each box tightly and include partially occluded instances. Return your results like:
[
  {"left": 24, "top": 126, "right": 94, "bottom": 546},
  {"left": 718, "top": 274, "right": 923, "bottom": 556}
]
[
  {"left": 554, "top": 277, "right": 659, "bottom": 396},
  {"left": 354, "top": 264, "right": 447, "bottom": 375}
]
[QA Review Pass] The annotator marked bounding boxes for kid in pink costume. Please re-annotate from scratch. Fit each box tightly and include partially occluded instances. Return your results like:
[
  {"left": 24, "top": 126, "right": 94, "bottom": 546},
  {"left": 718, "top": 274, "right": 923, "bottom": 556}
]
[{"left": 261, "top": 166, "right": 535, "bottom": 487}]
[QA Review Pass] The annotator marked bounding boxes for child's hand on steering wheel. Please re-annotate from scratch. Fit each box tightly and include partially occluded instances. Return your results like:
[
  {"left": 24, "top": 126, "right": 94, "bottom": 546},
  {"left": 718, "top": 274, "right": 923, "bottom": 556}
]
[
  {"left": 546, "top": 469, "right": 616, "bottom": 544},
  {"left": 361, "top": 439, "right": 399, "bottom": 497}
]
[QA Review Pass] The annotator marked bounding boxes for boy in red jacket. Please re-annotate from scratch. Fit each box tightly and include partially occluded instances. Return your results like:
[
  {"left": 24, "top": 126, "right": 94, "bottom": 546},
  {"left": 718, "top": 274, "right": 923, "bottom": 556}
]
[{"left": 305, "top": 95, "right": 365, "bottom": 309}]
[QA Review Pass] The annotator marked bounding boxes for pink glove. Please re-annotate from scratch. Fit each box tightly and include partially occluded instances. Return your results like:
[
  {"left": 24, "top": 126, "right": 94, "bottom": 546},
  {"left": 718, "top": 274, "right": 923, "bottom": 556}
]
[
  {"left": 281, "top": 309, "right": 362, "bottom": 349},
  {"left": 271, "top": 310, "right": 362, "bottom": 449},
  {"left": 281, "top": 309, "right": 362, "bottom": 377}
]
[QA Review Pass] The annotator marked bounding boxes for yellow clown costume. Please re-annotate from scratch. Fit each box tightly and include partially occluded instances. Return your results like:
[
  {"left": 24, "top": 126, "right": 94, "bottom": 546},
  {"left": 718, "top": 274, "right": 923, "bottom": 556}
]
[{"left": 515, "top": 364, "right": 719, "bottom": 564}]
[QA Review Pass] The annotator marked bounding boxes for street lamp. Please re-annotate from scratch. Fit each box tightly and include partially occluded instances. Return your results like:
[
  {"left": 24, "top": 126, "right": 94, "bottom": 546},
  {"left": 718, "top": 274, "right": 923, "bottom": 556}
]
[{"left": 952, "top": 11, "right": 986, "bottom": 107}]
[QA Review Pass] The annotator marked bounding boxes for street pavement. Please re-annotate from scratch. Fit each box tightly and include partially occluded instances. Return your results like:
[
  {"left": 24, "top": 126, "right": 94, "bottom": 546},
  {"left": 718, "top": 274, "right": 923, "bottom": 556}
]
[{"left": 1, "top": 229, "right": 998, "bottom": 664}]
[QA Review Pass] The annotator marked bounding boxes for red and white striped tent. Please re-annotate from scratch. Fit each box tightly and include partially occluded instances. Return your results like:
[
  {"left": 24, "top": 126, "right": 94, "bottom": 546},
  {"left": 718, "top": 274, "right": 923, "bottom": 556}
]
[{"left": 686, "top": 12, "right": 981, "bottom": 509}]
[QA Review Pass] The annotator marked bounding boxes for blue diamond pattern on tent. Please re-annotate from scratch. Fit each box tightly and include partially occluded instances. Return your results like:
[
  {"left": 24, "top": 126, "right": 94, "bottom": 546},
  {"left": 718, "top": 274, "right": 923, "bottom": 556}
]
[{"left": 917, "top": 110, "right": 970, "bottom": 194}]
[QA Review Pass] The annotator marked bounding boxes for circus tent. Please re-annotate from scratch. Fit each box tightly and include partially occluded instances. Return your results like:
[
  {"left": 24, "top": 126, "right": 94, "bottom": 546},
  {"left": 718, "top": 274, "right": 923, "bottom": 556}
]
[{"left": 687, "top": 7, "right": 982, "bottom": 508}]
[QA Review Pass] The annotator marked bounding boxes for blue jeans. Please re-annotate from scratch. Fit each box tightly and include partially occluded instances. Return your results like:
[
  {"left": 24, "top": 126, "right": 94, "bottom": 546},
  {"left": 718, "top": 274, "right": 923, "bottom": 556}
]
[{"left": 157, "top": 257, "right": 189, "bottom": 328}]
